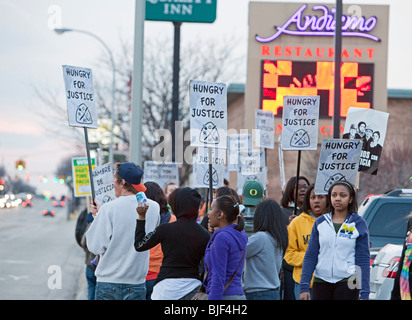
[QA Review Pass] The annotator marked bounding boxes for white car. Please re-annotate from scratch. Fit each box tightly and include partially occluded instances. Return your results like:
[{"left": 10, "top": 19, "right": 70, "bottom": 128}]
[{"left": 369, "top": 244, "right": 403, "bottom": 300}]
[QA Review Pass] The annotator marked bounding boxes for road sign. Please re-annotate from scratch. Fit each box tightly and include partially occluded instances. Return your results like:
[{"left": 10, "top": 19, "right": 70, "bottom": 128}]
[
  {"left": 72, "top": 157, "right": 96, "bottom": 197},
  {"left": 145, "top": 0, "right": 217, "bottom": 23}
]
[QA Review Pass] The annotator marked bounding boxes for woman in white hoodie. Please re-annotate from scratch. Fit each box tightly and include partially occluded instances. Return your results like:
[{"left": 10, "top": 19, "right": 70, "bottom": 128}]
[{"left": 300, "top": 181, "right": 370, "bottom": 300}]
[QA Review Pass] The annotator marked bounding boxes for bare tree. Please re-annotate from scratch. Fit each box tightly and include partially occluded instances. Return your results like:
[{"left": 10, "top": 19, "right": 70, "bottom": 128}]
[
  {"left": 33, "top": 34, "right": 245, "bottom": 184},
  {"left": 357, "top": 141, "right": 412, "bottom": 201}
]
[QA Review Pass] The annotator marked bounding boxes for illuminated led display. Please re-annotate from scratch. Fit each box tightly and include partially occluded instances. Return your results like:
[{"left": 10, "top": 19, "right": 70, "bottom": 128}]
[{"left": 260, "top": 60, "right": 373, "bottom": 118}]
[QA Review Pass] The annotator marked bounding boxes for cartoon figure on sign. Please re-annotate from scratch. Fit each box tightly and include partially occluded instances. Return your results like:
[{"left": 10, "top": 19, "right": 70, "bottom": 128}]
[
  {"left": 200, "top": 121, "right": 220, "bottom": 144},
  {"left": 290, "top": 129, "right": 310, "bottom": 148},
  {"left": 261, "top": 132, "right": 271, "bottom": 146},
  {"left": 203, "top": 167, "right": 219, "bottom": 186},
  {"left": 76, "top": 103, "right": 93, "bottom": 125},
  {"left": 324, "top": 173, "right": 347, "bottom": 192}
]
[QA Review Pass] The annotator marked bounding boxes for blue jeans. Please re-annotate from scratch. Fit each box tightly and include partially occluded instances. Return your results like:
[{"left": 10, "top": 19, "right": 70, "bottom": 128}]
[
  {"left": 96, "top": 282, "right": 146, "bottom": 300},
  {"left": 85, "top": 265, "right": 97, "bottom": 300},
  {"left": 246, "top": 289, "right": 280, "bottom": 300}
]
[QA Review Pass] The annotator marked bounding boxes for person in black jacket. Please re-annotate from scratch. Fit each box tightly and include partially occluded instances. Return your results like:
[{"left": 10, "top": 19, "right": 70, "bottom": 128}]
[
  {"left": 391, "top": 215, "right": 412, "bottom": 300},
  {"left": 134, "top": 187, "right": 210, "bottom": 300}
]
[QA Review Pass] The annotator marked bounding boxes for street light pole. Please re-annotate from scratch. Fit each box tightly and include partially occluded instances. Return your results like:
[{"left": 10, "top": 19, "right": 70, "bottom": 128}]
[
  {"left": 54, "top": 28, "right": 116, "bottom": 165},
  {"left": 129, "top": 0, "right": 145, "bottom": 165}
]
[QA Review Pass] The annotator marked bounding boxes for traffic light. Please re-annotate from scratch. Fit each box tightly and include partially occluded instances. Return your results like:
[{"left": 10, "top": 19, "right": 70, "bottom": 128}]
[{"left": 15, "top": 160, "right": 25, "bottom": 171}]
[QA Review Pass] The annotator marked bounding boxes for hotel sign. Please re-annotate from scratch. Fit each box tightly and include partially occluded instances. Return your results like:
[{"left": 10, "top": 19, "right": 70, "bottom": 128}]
[{"left": 145, "top": 0, "right": 217, "bottom": 23}]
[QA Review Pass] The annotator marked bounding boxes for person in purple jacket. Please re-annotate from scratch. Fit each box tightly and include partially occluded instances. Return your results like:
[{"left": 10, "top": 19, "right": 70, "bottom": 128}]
[{"left": 204, "top": 195, "right": 248, "bottom": 300}]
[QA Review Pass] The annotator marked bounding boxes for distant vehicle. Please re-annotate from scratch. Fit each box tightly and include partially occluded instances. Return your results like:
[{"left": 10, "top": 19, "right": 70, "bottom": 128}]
[
  {"left": 358, "top": 189, "right": 412, "bottom": 263},
  {"left": 53, "top": 196, "right": 66, "bottom": 207},
  {"left": 43, "top": 209, "right": 55, "bottom": 217},
  {"left": 369, "top": 244, "right": 403, "bottom": 300},
  {"left": 22, "top": 199, "right": 32, "bottom": 207}
]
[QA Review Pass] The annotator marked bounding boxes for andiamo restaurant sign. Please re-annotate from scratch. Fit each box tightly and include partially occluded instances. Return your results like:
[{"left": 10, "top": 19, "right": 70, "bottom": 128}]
[{"left": 244, "top": 2, "right": 389, "bottom": 134}]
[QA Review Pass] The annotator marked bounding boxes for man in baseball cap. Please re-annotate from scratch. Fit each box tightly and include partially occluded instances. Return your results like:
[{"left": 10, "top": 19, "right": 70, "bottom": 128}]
[
  {"left": 86, "top": 161, "right": 160, "bottom": 300},
  {"left": 242, "top": 180, "right": 264, "bottom": 206},
  {"left": 242, "top": 180, "right": 265, "bottom": 236},
  {"left": 116, "top": 162, "right": 146, "bottom": 192}
]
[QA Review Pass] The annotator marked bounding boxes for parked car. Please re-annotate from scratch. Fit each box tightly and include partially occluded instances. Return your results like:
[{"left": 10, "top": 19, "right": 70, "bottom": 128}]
[
  {"left": 369, "top": 244, "right": 403, "bottom": 300},
  {"left": 358, "top": 189, "right": 412, "bottom": 262}
]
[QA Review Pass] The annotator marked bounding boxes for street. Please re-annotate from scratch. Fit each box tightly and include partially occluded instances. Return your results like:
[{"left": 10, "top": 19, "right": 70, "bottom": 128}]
[{"left": 0, "top": 200, "right": 85, "bottom": 299}]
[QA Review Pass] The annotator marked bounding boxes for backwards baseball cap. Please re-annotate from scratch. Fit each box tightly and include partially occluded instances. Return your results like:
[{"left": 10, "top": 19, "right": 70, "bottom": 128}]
[
  {"left": 117, "top": 162, "right": 146, "bottom": 192},
  {"left": 242, "top": 180, "right": 264, "bottom": 206}
]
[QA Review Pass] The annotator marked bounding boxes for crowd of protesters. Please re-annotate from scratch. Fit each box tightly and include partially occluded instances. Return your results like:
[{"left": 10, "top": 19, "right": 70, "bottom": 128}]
[{"left": 79, "top": 161, "right": 411, "bottom": 301}]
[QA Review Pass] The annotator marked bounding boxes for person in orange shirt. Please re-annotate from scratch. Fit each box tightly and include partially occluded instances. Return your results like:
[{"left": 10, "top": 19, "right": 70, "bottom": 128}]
[{"left": 143, "top": 182, "right": 177, "bottom": 300}]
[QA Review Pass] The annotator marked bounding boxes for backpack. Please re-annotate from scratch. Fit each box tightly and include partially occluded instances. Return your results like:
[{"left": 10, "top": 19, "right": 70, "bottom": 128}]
[{"left": 75, "top": 208, "right": 88, "bottom": 247}]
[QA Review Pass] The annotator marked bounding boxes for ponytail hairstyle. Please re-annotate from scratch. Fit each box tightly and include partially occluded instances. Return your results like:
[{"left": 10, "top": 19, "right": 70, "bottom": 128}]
[{"left": 215, "top": 195, "right": 244, "bottom": 232}]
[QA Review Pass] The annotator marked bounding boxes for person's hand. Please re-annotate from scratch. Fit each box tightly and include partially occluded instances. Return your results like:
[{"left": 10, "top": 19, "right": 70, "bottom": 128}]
[
  {"left": 207, "top": 221, "right": 219, "bottom": 234},
  {"left": 300, "top": 292, "right": 311, "bottom": 300},
  {"left": 90, "top": 200, "right": 101, "bottom": 218},
  {"left": 136, "top": 202, "right": 149, "bottom": 220}
]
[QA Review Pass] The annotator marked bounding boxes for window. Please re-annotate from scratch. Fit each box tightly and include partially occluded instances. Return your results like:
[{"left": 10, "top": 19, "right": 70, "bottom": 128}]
[{"left": 368, "top": 203, "right": 412, "bottom": 238}]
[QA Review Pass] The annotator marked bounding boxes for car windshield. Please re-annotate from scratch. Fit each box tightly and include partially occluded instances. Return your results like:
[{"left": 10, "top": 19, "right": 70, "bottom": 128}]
[{"left": 368, "top": 203, "right": 412, "bottom": 238}]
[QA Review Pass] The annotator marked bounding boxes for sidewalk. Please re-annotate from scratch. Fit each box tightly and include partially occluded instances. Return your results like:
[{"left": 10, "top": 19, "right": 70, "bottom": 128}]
[{"left": 75, "top": 265, "right": 88, "bottom": 300}]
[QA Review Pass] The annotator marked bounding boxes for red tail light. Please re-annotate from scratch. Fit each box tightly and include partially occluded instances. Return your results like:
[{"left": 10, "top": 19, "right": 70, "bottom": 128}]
[
  {"left": 60, "top": 201, "right": 65, "bottom": 207},
  {"left": 382, "top": 257, "right": 401, "bottom": 278},
  {"left": 53, "top": 201, "right": 57, "bottom": 206},
  {"left": 51, "top": 210, "right": 55, "bottom": 216},
  {"left": 43, "top": 210, "right": 47, "bottom": 215}
]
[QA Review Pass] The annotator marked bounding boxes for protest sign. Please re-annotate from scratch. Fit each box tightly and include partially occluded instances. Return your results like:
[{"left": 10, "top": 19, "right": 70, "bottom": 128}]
[
  {"left": 237, "top": 167, "right": 267, "bottom": 195},
  {"left": 255, "top": 109, "right": 275, "bottom": 149},
  {"left": 143, "top": 161, "right": 180, "bottom": 189},
  {"left": 193, "top": 148, "right": 225, "bottom": 189},
  {"left": 343, "top": 107, "right": 389, "bottom": 175},
  {"left": 189, "top": 80, "right": 227, "bottom": 149},
  {"left": 158, "top": 163, "right": 180, "bottom": 189},
  {"left": 227, "top": 134, "right": 252, "bottom": 171},
  {"left": 238, "top": 150, "right": 265, "bottom": 176},
  {"left": 314, "top": 139, "right": 363, "bottom": 194},
  {"left": 62, "top": 65, "right": 98, "bottom": 129},
  {"left": 92, "top": 163, "right": 115, "bottom": 205},
  {"left": 71, "top": 157, "right": 96, "bottom": 197},
  {"left": 281, "top": 95, "right": 320, "bottom": 150}
]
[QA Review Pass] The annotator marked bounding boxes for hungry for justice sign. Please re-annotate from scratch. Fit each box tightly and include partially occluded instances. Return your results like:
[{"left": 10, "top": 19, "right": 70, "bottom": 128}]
[
  {"left": 314, "top": 139, "right": 362, "bottom": 194},
  {"left": 62, "top": 65, "right": 98, "bottom": 129},
  {"left": 281, "top": 95, "right": 320, "bottom": 150},
  {"left": 189, "top": 80, "right": 227, "bottom": 149}
]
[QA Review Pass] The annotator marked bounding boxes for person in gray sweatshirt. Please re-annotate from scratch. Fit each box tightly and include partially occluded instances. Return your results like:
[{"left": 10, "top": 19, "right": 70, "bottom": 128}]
[
  {"left": 86, "top": 162, "right": 160, "bottom": 300},
  {"left": 242, "top": 199, "right": 288, "bottom": 300}
]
